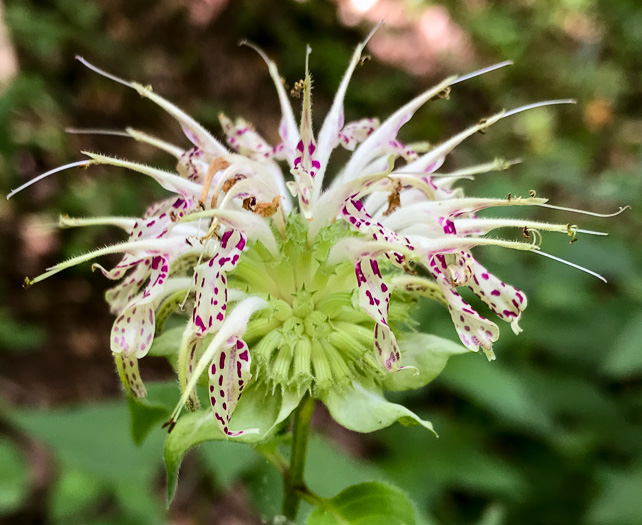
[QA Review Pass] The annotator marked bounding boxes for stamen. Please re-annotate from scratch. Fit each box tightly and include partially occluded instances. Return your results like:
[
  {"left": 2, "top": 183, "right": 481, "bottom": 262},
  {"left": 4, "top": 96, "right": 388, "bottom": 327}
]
[
  {"left": 537, "top": 203, "right": 630, "bottom": 217},
  {"left": 58, "top": 215, "right": 137, "bottom": 230},
  {"left": 534, "top": 250, "right": 607, "bottom": 283},
  {"left": 502, "top": 99, "right": 576, "bottom": 118},
  {"left": 200, "top": 157, "right": 231, "bottom": 208},
  {"left": 75, "top": 56, "right": 132, "bottom": 88},
  {"left": 7, "top": 160, "right": 91, "bottom": 200},
  {"left": 65, "top": 127, "right": 130, "bottom": 137},
  {"left": 395, "top": 157, "right": 523, "bottom": 179},
  {"left": 451, "top": 60, "right": 513, "bottom": 85},
  {"left": 383, "top": 179, "right": 402, "bottom": 216}
]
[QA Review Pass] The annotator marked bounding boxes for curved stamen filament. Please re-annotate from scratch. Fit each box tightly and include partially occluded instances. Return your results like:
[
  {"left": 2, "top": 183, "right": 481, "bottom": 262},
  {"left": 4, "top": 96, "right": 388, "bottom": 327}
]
[
  {"left": 534, "top": 250, "right": 607, "bottom": 283},
  {"left": 75, "top": 56, "right": 132, "bottom": 87},
  {"left": 452, "top": 60, "right": 514, "bottom": 85},
  {"left": 66, "top": 128, "right": 130, "bottom": 137},
  {"left": 537, "top": 203, "right": 630, "bottom": 217},
  {"left": 7, "top": 160, "right": 91, "bottom": 200}
]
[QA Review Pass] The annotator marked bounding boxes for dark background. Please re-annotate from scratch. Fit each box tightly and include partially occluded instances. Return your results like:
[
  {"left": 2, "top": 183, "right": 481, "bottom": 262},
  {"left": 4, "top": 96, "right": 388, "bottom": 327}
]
[{"left": 1, "top": 0, "right": 641, "bottom": 523}]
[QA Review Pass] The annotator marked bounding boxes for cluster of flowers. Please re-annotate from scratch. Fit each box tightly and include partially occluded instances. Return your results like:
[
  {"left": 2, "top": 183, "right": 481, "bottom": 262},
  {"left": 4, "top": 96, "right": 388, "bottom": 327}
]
[{"left": 9, "top": 28, "right": 614, "bottom": 438}]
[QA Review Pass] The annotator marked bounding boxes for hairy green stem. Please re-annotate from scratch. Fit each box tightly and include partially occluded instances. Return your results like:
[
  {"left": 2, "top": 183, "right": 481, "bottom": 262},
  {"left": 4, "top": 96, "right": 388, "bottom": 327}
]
[{"left": 282, "top": 394, "right": 316, "bottom": 520}]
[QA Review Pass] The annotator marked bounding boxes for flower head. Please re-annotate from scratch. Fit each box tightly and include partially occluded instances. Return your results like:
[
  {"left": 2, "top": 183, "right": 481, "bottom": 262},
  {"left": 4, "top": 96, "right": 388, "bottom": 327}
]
[{"left": 8, "top": 28, "right": 624, "bottom": 441}]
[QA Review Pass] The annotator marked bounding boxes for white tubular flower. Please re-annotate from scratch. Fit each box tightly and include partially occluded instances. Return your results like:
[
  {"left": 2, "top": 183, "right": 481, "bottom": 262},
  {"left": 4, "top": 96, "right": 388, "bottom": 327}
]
[{"left": 8, "top": 28, "right": 623, "bottom": 441}]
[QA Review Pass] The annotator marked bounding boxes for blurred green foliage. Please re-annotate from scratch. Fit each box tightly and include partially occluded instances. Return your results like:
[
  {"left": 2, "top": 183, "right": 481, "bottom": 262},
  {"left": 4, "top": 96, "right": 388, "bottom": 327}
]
[{"left": 1, "top": 0, "right": 641, "bottom": 524}]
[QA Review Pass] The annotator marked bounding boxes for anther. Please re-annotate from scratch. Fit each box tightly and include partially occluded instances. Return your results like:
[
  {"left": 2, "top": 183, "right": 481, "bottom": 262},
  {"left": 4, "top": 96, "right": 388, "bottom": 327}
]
[
  {"left": 437, "top": 87, "right": 451, "bottom": 100},
  {"left": 290, "top": 80, "right": 305, "bottom": 98},
  {"left": 162, "top": 418, "right": 177, "bottom": 433},
  {"left": 383, "top": 179, "right": 402, "bottom": 217},
  {"left": 201, "top": 157, "right": 231, "bottom": 209}
]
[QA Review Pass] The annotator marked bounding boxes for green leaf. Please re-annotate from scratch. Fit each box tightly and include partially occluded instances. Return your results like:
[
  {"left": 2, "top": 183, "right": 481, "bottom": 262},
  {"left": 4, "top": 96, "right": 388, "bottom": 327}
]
[
  {"left": 602, "top": 310, "right": 642, "bottom": 378},
  {"left": 321, "top": 381, "right": 435, "bottom": 435},
  {"left": 588, "top": 464, "right": 642, "bottom": 525},
  {"left": 0, "top": 437, "right": 29, "bottom": 514},
  {"left": 148, "top": 326, "right": 184, "bottom": 358},
  {"left": 307, "top": 481, "right": 416, "bottom": 525},
  {"left": 10, "top": 402, "right": 164, "bottom": 485},
  {"left": 48, "top": 468, "right": 104, "bottom": 523},
  {"left": 305, "top": 435, "right": 388, "bottom": 499},
  {"left": 440, "top": 355, "right": 553, "bottom": 433},
  {"left": 383, "top": 333, "right": 470, "bottom": 392},
  {"left": 126, "top": 382, "right": 177, "bottom": 445},
  {"left": 199, "top": 441, "right": 262, "bottom": 490},
  {"left": 164, "top": 381, "right": 301, "bottom": 505}
]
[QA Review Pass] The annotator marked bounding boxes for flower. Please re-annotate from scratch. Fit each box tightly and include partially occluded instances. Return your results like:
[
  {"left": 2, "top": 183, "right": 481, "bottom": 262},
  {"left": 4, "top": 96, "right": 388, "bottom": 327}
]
[{"left": 8, "top": 27, "right": 622, "bottom": 444}]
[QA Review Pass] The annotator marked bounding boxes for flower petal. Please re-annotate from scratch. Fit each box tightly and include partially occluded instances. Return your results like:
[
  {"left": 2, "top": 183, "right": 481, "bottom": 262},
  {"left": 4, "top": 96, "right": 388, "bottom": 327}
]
[
  {"left": 429, "top": 257, "right": 499, "bottom": 360},
  {"left": 337, "top": 118, "right": 380, "bottom": 151},
  {"left": 192, "top": 230, "right": 246, "bottom": 336},
  {"left": 219, "top": 114, "right": 275, "bottom": 161},
  {"left": 355, "top": 258, "right": 400, "bottom": 370},
  {"left": 114, "top": 351, "right": 147, "bottom": 398},
  {"left": 315, "top": 25, "right": 380, "bottom": 193},
  {"left": 83, "top": 152, "right": 202, "bottom": 197},
  {"left": 468, "top": 261, "right": 527, "bottom": 334},
  {"left": 110, "top": 255, "right": 170, "bottom": 358},
  {"left": 208, "top": 336, "right": 253, "bottom": 436},
  {"left": 339, "top": 76, "right": 456, "bottom": 183},
  {"left": 167, "top": 296, "right": 268, "bottom": 429}
]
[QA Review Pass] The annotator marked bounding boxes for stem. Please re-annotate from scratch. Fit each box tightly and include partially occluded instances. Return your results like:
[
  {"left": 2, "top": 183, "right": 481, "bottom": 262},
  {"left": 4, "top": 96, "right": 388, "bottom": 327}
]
[{"left": 282, "top": 394, "right": 315, "bottom": 520}]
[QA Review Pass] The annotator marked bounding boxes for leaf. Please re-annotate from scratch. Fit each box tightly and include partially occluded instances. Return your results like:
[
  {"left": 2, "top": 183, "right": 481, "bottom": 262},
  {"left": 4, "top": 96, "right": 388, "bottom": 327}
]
[
  {"left": 9, "top": 402, "right": 164, "bottom": 485},
  {"left": 127, "top": 382, "right": 177, "bottom": 445},
  {"left": 48, "top": 468, "right": 104, "bottom": 523},
  {"left": 588, "top": 464, "right": 642, "bottom": 525},
  {"left": 321, "top": 381, "right": 435, "bottom": 434},
  {"left": 305, "top": 435, "right": 388, "bottom": 499},
  {"left": 199, "top": 441, "right": 262, "bottom": 490},
  {"left": 164, "top": 381, "right": 301, "bottom": 505},
  {"left": 602, "top": 310, "right": 642, "bottom": 378},
  {"left": 307, "top": 481, "right": 416, "bottom": 525},
  {"left": 148, "top": 325, "right": 184, "bottom": 358},
  {"left": 0, "top": 437, "right": 29, "bottom": 514},
  {"left": 383, "top": 333, "right": 470, "bottom": 392},
  {"left": 439, "top": 355, "right": 553, "bottom": 433}
]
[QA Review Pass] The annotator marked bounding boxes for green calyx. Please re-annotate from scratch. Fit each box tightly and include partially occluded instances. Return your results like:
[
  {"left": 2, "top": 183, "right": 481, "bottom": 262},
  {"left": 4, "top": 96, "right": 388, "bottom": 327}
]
[{"left": 230, "top": 215, "right": 417, "bottom": 396}]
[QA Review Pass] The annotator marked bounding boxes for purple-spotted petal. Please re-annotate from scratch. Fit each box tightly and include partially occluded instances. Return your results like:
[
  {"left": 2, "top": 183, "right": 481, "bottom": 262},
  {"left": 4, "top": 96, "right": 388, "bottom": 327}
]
[
  {"left": 176, "top": 147, "right": 210, "bottom": 182},
  {"left": 468, "top": 261, "right": 527, "bottom": 334},
  {"left": 219, "top": 114, "right": 275, "bottom": 161},
  {"left": 110, "top": 255, "right": 170, "bottom": 358},
  {"left": 208, "top": 336, "right": 252, "bottom": 436},
  {"left": 429, "top": 259, "right": 499, "bottom": 360},
  {"left": 192, "top": 230, "right": 246, "bottom": 336},
  {"left": 114, "top": 351, "right": 147, "bottom": 398},
  {"left": 337, "top": 118, "right": 380, "bottom": 151},
  {"left": 355, "top": 258, "right": 401, "bottom": 371},
  {"left": 342, "top": 198, "right": 414, "bottom": 268}
]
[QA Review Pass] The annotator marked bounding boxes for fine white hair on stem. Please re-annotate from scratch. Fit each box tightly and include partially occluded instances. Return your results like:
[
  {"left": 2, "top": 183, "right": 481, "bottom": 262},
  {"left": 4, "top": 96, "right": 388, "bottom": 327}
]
[
  {"left": 534, "top": 250, "right": 607, "bottom": 283},
  {"left": 452, "top": 60, "right": 514, "bottom": 85},
  {"left": 7, "top": 160, "right": 91, "bottom": 200},
  {"left": 75, "top": 56, "right": 131, "bottom": 87}
]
